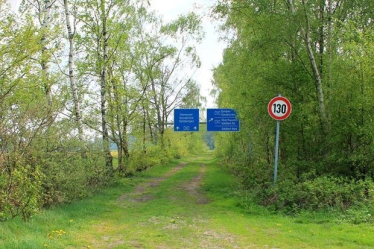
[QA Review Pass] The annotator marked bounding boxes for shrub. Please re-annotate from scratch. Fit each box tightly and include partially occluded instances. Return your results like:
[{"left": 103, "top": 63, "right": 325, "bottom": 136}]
[
  {"left": 258, "top": 176, "right": 374, "bottom": 217},
  {"left": 40, "top": 151, "right": 110, "bottom": 206},
  {"left": 127, "top": 145, "right": 165, "bottom": 174},
  {"left": 0, "top": 157, "right": 43, "bottom": 221},
  {"left": 343, "top": 207, "right": 373, "bottom": 224}
]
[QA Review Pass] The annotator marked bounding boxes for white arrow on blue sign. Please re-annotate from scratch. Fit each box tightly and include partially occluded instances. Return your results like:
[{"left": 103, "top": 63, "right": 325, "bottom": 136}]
[
  {"left": 174, "top": 109, "right": 199, "bottom": 132},
  {"left": 207, "top": 109, "right": 240, "bottom": 132}
]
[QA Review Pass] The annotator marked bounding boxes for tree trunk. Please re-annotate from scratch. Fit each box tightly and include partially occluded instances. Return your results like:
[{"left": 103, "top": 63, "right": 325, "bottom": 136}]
[
  {"left": 142, "top": 105, "right": 147, "bottom": 154},
  {"left": 118, "top": 124, "right": 130, "bottom": 174},
  {"left": 290, "top": 0, "right": 329, "bottom": 135},
  {"left": 40, "top": 0, "right": 53, "bottom": 109},
  {"left": 117, "top": 142, "right": 123, "bottom": 173},
  {"left": 326, "top": 0, "right": 333, "bottom": 104},
  {"left": 318, "top": 0, "right": 325, "bottom": 77},
  {"left": 63, "top": 0, "right": 84, "bottom": 142},
  {"left": 150, "top": 79, "right": 163, "bottom": 147},
  {"left": 304, "top": 29, "right": 328, "bottom": 135},
  {"left": 122, "top": 124, "right": 130, "bottom": 159},
  {"left": 146, "top": 106, "right": 154, "bottom": 144},
  {"left": 100, "top": 0, "right": 113, "bottom": 171}
]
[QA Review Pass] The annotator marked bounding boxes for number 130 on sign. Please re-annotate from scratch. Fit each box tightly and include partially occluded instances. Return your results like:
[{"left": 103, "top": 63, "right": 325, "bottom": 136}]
[{"left": 268, "top": 96, "right": 292, "bottom": 121}]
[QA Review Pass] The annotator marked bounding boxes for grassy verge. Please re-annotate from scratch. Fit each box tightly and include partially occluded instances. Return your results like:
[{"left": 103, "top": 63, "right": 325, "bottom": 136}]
[
  {"left": 1, "top": 152, "right": 373, "bottom": 248},
  {"left": 0, "top": 157, "right": 184, "bottom": 249},
  {"left": 202, "top": 157, "right": 374, "bottom": 248}
]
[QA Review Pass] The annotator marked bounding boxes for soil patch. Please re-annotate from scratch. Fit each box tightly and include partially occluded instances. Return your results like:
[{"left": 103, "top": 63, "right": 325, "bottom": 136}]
[{"left": 183, "top": 164, "right": 209, "bottom": 204}]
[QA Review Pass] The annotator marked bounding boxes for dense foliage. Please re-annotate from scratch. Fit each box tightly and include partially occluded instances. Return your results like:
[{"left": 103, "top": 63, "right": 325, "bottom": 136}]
[
  {"left": 212, "top": 0, "right": 374, "bottom": 215},
  {"left": 0, "top": 0, "right": 205, "bottom": 221}
]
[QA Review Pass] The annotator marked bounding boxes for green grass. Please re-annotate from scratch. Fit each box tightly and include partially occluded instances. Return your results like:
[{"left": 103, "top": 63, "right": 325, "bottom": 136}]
[{"left": 1, "top": 152, "right": 374, "bottom": 248}]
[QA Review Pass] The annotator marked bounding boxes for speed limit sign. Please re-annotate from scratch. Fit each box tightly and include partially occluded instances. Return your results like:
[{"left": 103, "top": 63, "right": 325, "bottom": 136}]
[
  {"left": 268, "top": 96, "right": 292, "bottom": 121},
  {"left": 268, "top": 95, "right": 292, "bottom": 185}
]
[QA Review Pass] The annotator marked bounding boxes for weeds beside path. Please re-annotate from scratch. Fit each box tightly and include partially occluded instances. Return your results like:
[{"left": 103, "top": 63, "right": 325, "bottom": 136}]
[{"left": 1, "top": 152, "right": 374, "bottom": 248}]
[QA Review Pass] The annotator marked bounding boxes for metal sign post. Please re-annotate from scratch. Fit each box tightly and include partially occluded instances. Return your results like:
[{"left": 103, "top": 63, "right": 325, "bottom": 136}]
[
  {"left": 268, "top": 94, "right": 292, "bottom": 185},
  {"left": 274, "top": 120, "right": 280, "bottom": 185}
]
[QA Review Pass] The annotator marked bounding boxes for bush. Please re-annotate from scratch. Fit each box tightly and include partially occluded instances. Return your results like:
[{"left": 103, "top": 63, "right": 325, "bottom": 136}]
[
  {"left": 0, "top": 156, "right": 43, "bottom": 221},
  {"left": 343, "top": 207, "right": 373, "bottom": 224},
  {"left": 127, "top": 145, "right": 167, "bottom": 174},
  {"left": 41, "top": 151, "right": 110, "bottom": 206},
  {"left": 164, "top": 129, "right": 207, "bottom": 159},
  {"left": 257, "top": 176, "right": 374, "bottom": 217}
]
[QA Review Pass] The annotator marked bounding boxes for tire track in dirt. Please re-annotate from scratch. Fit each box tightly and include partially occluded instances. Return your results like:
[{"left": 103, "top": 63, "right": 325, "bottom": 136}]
[
  {"left": 118, "top": 162, "right": 187, "bottom": 203},
  {"left": 183, "top": 164, "right": 209, "bottom": 204}
]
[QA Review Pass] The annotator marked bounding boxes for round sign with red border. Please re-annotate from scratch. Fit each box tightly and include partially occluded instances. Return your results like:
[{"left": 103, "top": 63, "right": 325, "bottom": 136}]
[{"left": 268, "top": 96, "right": 292, "bottom": 121}]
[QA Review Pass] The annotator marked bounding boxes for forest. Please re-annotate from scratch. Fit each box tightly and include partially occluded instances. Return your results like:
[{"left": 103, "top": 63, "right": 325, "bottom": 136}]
[
  {"left": 1, "top": 0, "right": 374, "bottom": 226},
  {"left": 0, "top": 0, "right": 205, "bottom": 221},
  {"left": 213, "top": 0, "right": 374, "bottom": 217}
]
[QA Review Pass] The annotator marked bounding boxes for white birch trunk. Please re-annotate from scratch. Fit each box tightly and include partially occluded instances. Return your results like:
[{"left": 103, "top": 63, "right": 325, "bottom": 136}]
[
  {"left": 100, "top": 0, "right": 113, "bottom": 169},
  {"left": 41, "top": 0, "right": 53, "bottom": 106},
  {"left": 63, "top": 0, "right": 84, "bottom": 141},
  {"left": 289, "top": 0, "right": 329, "bottom": 135}
]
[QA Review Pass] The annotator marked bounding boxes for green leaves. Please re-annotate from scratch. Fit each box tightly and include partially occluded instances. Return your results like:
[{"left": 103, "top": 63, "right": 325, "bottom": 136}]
[
  {"left": 212, "top": 0, "right": 374, "bottom": 200},
  {"left": 0, "top": 0, "right": 207, "bottom": 220},
  {"left": 161, "top": 12, "right": 203, "bottom": 41}
]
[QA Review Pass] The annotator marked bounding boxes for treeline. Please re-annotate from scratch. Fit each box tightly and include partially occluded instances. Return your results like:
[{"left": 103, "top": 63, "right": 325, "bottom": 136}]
[
  {"left": 212, "top": 0, "right": 374, "bottom": 217},
  {"left": 0, "top": 0, "right": 205, "bottom": 221}
]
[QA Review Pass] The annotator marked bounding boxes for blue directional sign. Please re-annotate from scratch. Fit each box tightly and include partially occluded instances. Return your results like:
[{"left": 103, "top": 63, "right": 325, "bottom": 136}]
[
  {"left": 174, "top": 109, "right": 199, "bottom": 132},
  {"left": 207, "top": 109, "right": 240, "bottom": 132}
]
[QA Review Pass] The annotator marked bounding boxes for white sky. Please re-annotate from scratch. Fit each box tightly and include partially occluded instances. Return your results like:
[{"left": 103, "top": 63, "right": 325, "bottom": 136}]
[
  {"left": 7, "top": 0, "right": 225, "bottom": 108},
  {"left": 149, "top": 0, "right": 225, "bottom": 108}
]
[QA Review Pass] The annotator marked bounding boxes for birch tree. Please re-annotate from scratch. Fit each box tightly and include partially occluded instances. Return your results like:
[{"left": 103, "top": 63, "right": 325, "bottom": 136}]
[
  {"left": 78, "top": 0, "right": 118, "bottom": 170},
  {"left": 105, "top": 5, "right": 150, "bottom": 173},
  {"left": 63, "top": 0, "right": 84, "bottom": 141},
  {"left": 21, "top": 0, "right": 60, "bottom": 109},
  {"left": 144, "top": 13, "right": 203, "bottom": 147}
]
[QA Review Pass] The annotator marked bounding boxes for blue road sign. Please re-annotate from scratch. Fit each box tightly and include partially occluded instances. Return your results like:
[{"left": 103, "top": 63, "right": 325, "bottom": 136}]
[
  {"left": 174, "top": 109, "right": 199, "bottom": 132},
  {"left": 207, "top": 109, "right": 240, "bottom": 132}
]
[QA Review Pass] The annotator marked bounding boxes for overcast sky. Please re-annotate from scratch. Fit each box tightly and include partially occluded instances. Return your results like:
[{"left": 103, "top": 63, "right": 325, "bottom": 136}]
[
  {"left": 8, "top": 0, "right": 225, "bottom": 108},
  {"left": 149, "top": 0, "right": 225, "bottom": 108}
]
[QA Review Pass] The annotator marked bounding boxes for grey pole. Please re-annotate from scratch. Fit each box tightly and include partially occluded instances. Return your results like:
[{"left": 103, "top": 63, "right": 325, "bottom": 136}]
[
  {"left": 274, "top": 120, "right": 280, "bottom": 185},
  {"left": 273, "top": 93, "right": 282, "bottom": 185}
]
